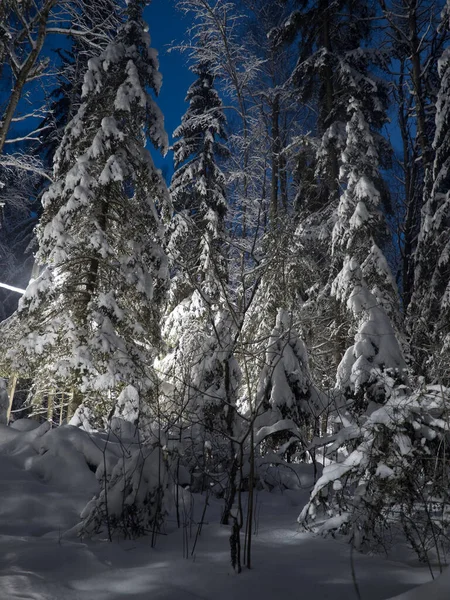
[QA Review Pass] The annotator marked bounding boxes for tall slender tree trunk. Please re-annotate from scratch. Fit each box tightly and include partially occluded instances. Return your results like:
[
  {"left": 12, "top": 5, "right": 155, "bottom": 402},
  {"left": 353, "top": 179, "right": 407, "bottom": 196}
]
[
  {"left": 409, "top": 5, "right": 431, "bottom": 174},
  {"left": 47, "top": 390, "right": 54, "bottom": 423},
  {"left": 279, "top": 115, "right": 288, "bottom": 211},
  {"left": 398, "top": 61, "right": 419, "bottom": 309},
  {"left": 270, "top": 93, "right": 280, "bottom": 223},
  {"left": 321, "top": 4, "right": 339, "bottom": 202},
  {"left": 6, "top": 374, "right": 18, "bottom": 423},
  {"left": 221, "top": 358, "right": 239, "bottom": 528},
  {"left": 0, "top": 1, "right": 56, "bottom": 154}
]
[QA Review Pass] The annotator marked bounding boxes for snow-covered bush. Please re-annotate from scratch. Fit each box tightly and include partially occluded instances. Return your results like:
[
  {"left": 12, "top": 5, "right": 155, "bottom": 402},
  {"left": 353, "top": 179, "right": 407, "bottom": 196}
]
[
  {"left": 254, "top": 309, "right": 324, "bottom": 462},
  {"left": 333, "top": 260, "right": 406, "bottom": 413},
  {"left": 299, "top": 384, "right": 450, "bottom": 562},
  {"left": 79, "top": 443, "right": 171, "bottom": 540},
  {"left": 158, "top": 304, "right": 241, "bottom": 494}
]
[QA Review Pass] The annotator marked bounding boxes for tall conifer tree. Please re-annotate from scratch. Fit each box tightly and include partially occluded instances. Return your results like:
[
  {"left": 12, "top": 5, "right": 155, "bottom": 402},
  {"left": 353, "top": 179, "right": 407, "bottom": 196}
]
[
  {"left": 2, "top": 0, "right": 170, "bottom": 417},
  {"left": 158, "top": 49, "right": 238, "bottom": 485},
  {"left": 169, "top": 56, "right": 229, "bottom": 300},
  {"left": 409, "top": 2, "right": 450, "bottom": 382}
]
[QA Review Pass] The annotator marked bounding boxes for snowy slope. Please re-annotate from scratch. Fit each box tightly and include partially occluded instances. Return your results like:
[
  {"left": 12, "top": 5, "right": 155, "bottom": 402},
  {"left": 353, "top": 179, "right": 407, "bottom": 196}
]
[{"left": 386, "top": 568, "right": 450, "bottom": 600}]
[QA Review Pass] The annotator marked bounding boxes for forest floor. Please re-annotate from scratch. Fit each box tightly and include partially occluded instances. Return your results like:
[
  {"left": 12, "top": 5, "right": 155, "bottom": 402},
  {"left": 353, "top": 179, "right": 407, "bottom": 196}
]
[{"left": 0, "top": 420, "right": 447, "bottom": 600}]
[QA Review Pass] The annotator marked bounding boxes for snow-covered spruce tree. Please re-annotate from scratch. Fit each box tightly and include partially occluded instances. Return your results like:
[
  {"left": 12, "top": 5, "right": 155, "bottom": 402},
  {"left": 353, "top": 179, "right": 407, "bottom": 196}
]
[
  {"left": 254, "top": 309, "right": 323, "bottom": 464},
  {"left": 158, "top": 51, "right": 240, "bottom": 496},
  {"left": 275, "top": 0, "right": 385, "bottom": 212},
  {"left": 161, "top": 50, "right": 229, "bottom": 408},
  {"left": 332, "top": 259, "right": 405, "bottom": 415},
  {"left": 169, "top": 55, "right": 228, "bottom": 300},
  {"left": 296, "top": 71, "right": 408, "bottom": 547},
  {"left": 332, "top": 98, "right": 399, "bottom": 325},
  {"left": 1, "top": 0, "right": 170, "bottom": 422},
  {"left": 0, "top": 1, "right": 123, "bottom": 324},
  {"left": 38, "top": 0, "right": 123, "bottom": 170},
  {"left": 297, "top": 102, "right": 410, "bottom": 551},
  {"left": 409, "top": 2, "right": 450, "bottom": 383},
  {"left": 162, "top": 51, "right": 230, "bottom": 399},
  {"left": 299, "top": 384, "right": 450, "bottom": 560},
  {"left": 328, "top": 93, "right": 405, "bottom": 414},
  {"left": 272, "top": 0, "right": 401, "bottom": 390},
  {"left": 380, "top": 0, "right": 446, "bottom": 311}
]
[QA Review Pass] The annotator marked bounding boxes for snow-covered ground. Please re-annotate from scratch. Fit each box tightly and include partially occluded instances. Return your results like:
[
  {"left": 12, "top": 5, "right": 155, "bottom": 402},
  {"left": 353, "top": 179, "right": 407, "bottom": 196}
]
[{"left": 0, "top": 420, "right": 446, "bottom": 600}]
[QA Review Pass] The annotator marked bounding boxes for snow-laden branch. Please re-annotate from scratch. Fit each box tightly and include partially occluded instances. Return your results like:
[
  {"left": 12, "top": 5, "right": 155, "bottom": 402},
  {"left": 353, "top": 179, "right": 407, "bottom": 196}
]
[{"left": 0, "top": 154, "right": 53, "bottom": 182}]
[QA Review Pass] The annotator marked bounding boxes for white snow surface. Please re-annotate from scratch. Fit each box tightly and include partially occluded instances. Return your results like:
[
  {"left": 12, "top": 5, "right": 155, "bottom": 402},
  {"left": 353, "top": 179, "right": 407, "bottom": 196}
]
[
  {"left": 0, "top": 419, "right": 444, "bottom": 599},
  {"left": 387, "top": 567, "right": 450, "bottom": 600}
]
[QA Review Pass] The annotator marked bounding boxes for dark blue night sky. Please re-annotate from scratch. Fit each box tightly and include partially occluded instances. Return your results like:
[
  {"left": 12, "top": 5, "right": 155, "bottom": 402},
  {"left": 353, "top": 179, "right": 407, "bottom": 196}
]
[
  {"left": 0, "top": 1, "right": 194, "bottom": 184},
  {"left": 146, "top": 0, "right": 195, "bottom": 181}
]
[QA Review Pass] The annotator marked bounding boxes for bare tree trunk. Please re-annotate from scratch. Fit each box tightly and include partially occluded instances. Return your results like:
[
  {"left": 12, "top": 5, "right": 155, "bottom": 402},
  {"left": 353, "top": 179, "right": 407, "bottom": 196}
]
[
  {"left": 380, "top": 0, "right": 440, "bottom": 308},
  {"left": 408, "top": 4, "right": 431, "bottom": 173},
  {"left": 221, "top": 359, "right": 238, "bottom": 525},
  {"left": 66, "top": 388, "right": 77, "bottom": 421},
  {"left": 6, "top": 373, "right": 18, "bottom": 423},
  {"left": 279, "top": 151, "right": 288, "bottom": 212},
  {"left": 59, "top": 394, "right": 65, "bottom": 425},
  {"left": 245, "top": 423, "right": 254, "bottom": 568},
  {"left": 47, "top": 390, "right": 54, "bottom": 423},
  {"left": 321, "top": 3, "right": 339, "bottom": 202},
  {"left": 398, "top": 59, "right": 417, "bottom": 309},
  {"left": 270, "top": 93, "right": 280, "bottom": 223},
  {"left": 0, "top": 4, "right": 9, "bottom": 80},
  {"left": 0, "top": 0, "right": 57, "bottom": 154}
]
